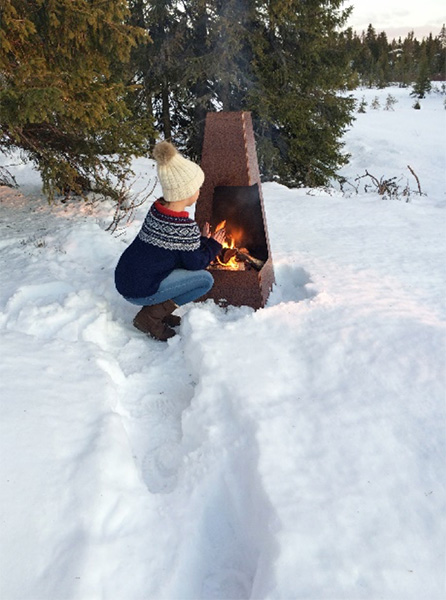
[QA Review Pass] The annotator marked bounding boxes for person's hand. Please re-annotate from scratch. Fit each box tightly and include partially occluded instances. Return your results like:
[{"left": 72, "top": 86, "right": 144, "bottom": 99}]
[
  {"left": 201, "top": 222, "right": 211, "bottom": 238},
  {"left": 211, "top": 227, "right": 226, "bottom": 245}
]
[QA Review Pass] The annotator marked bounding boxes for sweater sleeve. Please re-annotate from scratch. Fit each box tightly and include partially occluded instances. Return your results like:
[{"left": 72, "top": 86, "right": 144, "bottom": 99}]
[{"left": 179, "top": 236, "right": 222, "bottom": 271}]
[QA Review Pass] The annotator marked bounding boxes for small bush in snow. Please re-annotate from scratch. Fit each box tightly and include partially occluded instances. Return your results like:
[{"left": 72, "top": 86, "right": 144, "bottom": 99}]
[
  {"left": 384, "top": 94, "right": 398, "bottom": 111},
  {"left": 357, "top": 96, "right": 368, "bottom": 113},
  {"left": 371, "top": 97, "right": 380, "bottom": 110}
]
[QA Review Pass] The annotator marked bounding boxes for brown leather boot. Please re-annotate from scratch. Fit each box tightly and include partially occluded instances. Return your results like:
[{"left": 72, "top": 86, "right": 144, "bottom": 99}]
[
  {"left": 157, "top": 300, "right": 180, "bottom": 326},
  {"left": 133, "top": 300, "right": 178, "bottom": 341},
  {"left": 163, "top": 314, "right": 181, "bottom": 327}
]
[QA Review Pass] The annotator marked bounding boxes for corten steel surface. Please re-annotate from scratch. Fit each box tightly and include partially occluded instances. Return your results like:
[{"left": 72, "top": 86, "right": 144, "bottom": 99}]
[{"left": 196, "top": 111, "right": 275, "bottom": 309}]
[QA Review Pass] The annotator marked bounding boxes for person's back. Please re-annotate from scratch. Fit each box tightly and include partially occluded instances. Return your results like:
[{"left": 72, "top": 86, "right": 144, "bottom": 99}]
[{"left": 114, "top": 141, "right": 226, "bottom": 341}]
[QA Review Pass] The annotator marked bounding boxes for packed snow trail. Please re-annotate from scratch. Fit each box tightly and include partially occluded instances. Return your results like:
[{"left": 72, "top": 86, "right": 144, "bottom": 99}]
[{"left": 0, "top": 189, "right": 279, "bottom": 599}]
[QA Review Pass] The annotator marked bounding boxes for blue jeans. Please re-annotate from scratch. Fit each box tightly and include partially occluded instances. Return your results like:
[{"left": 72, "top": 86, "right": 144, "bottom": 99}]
[{"left": 124, "top": 269, "right": 214, "bottom": 307}]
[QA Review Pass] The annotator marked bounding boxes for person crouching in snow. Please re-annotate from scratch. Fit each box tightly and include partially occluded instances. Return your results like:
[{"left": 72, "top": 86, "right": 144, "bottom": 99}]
[{"left": 114, "top": 141, "right": 225, "bottom": 341}]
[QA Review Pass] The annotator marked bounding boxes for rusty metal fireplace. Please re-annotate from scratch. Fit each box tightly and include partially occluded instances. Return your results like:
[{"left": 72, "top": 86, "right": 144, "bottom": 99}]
[{"left": 195, "top": 111, "right": 275, "bottom": 309}]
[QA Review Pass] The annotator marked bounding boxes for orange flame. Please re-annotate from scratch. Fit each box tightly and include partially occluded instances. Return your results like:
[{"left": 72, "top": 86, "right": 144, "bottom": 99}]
[
  {"left": 215, "top": 220, "right": 226, "bottom": 234},
  {"left": 215, "top": 221, "right": 240, "bottom": 270}
]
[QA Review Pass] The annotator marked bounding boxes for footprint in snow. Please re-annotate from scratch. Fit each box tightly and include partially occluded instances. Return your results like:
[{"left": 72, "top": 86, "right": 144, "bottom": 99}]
[{"left": 141, "top": 442, "right": 182, "bottom": 493}]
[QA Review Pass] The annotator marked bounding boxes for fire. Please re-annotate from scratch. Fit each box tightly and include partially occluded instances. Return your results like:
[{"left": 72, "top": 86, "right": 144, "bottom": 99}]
[{"left": 215, "top": 220, "right": 241, "bottom": 270}]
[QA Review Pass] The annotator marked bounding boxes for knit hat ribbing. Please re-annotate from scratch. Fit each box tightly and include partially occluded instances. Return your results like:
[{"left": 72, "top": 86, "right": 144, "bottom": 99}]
[{"left": 153, "top": 141, "right": 205, "bottom": 203}]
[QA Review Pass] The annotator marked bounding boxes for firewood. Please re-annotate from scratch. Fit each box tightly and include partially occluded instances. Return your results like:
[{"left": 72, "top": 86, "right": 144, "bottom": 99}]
[
  {"left": 236, "top": 248, "right": 265, "bottom": 271},
  {"left": 222, "top": 248, "right": 238, "bottom": 263}
]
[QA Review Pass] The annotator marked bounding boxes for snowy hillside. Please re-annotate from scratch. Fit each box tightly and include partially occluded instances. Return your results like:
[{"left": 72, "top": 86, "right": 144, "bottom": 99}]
[{"left": 0, "top": 86, "right": 445, "bottom": 600}]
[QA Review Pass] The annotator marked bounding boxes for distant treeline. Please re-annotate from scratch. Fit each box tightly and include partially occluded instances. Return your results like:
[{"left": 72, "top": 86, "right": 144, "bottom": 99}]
[{"left": 342, "top": 24, "right": 446, "bottom": 87}]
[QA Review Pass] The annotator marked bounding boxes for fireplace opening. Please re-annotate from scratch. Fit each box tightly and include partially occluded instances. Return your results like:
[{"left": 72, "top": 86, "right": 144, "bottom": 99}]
[{"left": 210, "top": 184, "right": 269, "bottom": 264}]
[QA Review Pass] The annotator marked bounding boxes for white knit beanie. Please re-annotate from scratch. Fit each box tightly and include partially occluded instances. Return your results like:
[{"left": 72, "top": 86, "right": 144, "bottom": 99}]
[{"left": 152, "top": 141, "right": 205, "bottom": 203}]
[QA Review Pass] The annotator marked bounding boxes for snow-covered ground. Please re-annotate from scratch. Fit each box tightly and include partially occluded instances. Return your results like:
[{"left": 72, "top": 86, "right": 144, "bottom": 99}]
[{"left": 0, "top": 85, "right": 445, "bottom": 600}]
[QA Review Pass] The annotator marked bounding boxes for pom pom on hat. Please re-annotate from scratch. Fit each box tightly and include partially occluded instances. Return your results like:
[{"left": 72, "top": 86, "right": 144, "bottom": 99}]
[
  {"left": 152, "top": 140, "right": 205, "bottom": 203},
  {"left": 152, "top": 140, "right": 177, "bottom": 166}
]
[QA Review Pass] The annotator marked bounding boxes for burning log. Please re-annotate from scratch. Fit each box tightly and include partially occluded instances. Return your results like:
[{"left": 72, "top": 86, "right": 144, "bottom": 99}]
[
  {"left": 237, "top": 248, "right": 265, "bottom": 271},
  {"left": 222, "top": 248, "right": 238, "bottom": 263},
  {"left": 215, "top": 246, "right": 265, "bottom": 271},
  {"left": 213, "top": 218, "right": 265, "bottom": 271}
]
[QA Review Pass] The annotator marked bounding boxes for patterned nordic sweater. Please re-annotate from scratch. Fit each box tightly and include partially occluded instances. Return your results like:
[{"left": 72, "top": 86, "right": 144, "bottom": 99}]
[{"left": 114, "top": 200, "right": 222, "bottom": 299}]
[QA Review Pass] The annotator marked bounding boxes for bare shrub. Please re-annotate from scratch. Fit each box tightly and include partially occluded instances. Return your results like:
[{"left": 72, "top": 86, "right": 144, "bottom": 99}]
[
  {"left": 0, "top": 165, "right": 18, "bottom": 188},
  {"left": 106, "top": 176, "right": 157, "bottom": 235},
  {"left": 339, "top": 166, "right": 424, "bottom": 202}
]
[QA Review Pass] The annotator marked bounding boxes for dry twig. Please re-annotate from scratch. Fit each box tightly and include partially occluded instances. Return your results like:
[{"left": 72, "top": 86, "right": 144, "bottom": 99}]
[
  {"left": 407, "top": 165, "right": 423, "bottom": 195},
  {"left": 106, "top": 177, "right": 157, "bottom": 234}
]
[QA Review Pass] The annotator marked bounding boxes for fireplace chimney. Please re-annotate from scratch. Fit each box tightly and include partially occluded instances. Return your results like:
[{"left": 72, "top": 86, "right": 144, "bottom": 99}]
[{"left": 195, "top": 111, "right": 275, "bottom": 309}]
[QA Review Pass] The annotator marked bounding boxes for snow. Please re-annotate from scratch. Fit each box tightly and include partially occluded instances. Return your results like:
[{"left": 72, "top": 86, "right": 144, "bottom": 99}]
[{"left": 1, "top": 85, "right": 445, "bottom": 600}]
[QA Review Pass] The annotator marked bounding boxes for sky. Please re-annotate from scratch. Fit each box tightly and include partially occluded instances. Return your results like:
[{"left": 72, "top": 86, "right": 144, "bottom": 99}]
[{"left": 345, "top": 0, "right": 446, "bottom": 38}]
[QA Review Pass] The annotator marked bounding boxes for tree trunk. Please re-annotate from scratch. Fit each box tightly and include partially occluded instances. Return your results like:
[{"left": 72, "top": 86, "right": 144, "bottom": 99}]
[
  {"left": 161, "top": 78, "right": 171, "bottom": 140},
  {"left": 188, "top": 1, "right": 210, "bottom": 158}
]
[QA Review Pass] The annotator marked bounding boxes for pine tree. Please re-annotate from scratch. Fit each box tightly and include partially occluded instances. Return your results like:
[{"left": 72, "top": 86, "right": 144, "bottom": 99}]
[
  {"left": 401, "top": 32, "right": 419, "bottom": 83},
  {"left": 435, "top": 25, "right": 446, "bottom": 80},
  {"left": 128, "top": 0, "right": 188, "bottom": 143},
  {"left": 243, "top": 0, "right": 355, "bottom": 186},
  {"left": 0, "top": 0, "right": 155, "bottom": 200},
  {"left": 389, "top": 38, "right": 403, "bottom": 83},
  {"left": 411, "top": 48, "right": 432, "bottom": 98},
  {"left": 357, "top": 96, "right": 367, "bottom": 113},
  {"left": 185, "top": 0, "right": 254, "bottom": 159},
  {"left": 180, "top": 0, "right": 214, "bottom": 159},
  {"left": 375, "top": 32, "right": 390, "bottom": 87},
  {"left": 340, "top": 28, "right": 361, "bottom": 87},
  {"left": 129, "top": 1, "right": 356, "bottom": 187}
]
